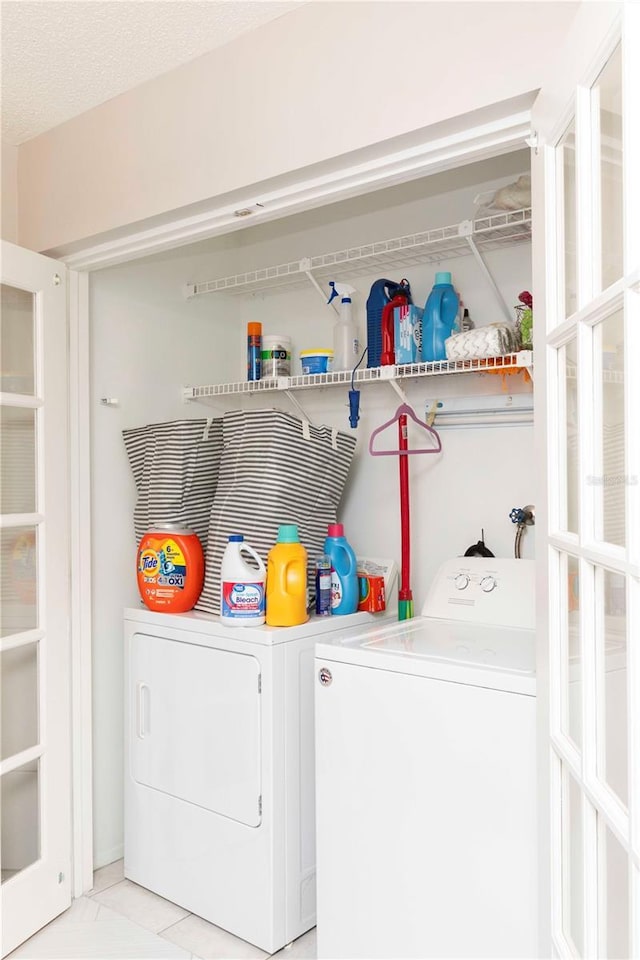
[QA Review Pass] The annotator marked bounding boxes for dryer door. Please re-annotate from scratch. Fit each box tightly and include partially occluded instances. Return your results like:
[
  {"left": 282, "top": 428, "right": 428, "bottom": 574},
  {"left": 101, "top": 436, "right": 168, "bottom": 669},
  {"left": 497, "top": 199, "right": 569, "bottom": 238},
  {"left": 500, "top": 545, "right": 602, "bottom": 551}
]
[{"left": 130, "top": 632, "right": 262, "bottom": 827}]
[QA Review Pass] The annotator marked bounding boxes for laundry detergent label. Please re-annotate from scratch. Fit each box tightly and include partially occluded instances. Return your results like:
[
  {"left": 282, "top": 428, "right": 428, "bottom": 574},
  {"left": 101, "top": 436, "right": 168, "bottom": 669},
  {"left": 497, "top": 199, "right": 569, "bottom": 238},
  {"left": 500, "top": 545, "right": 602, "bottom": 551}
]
[
  {"left": 330, "top": 570, "right": 343, "bottom": 610},
  {"left": 138, "top": 537, "right": 187, "bottom": 590},
  {"left": 221, "top": 580, "right": 265, "bottom": 619}
]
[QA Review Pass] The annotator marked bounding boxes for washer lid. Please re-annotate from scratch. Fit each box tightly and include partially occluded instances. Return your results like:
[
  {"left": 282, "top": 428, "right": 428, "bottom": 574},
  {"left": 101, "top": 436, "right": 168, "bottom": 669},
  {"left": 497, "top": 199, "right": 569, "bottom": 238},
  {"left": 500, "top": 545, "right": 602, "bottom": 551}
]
[{"left": 316, "top": 617, "right": 536, "bottom": 694}]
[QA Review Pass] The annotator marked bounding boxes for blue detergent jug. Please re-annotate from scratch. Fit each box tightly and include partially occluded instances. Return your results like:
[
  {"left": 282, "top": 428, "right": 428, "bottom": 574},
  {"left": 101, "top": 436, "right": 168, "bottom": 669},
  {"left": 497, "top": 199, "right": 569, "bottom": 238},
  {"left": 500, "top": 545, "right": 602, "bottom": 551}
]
[
  {"left": 421, "top": 272, "right": 460, "bottom": 362},
  {"left": 324, "top": 523, "right": 358, "bottom": 615}
]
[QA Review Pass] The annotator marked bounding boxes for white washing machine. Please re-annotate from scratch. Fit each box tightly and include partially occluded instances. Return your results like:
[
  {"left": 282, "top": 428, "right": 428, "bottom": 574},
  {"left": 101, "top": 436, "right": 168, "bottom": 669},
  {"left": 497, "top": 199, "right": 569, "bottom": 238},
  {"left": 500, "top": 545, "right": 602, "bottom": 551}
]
[
  {"left": 314, "top": 559, "right": 539, "bottom": 960},
  {"left": 124, "top": 606, "right": 385, "bottom": 955}
]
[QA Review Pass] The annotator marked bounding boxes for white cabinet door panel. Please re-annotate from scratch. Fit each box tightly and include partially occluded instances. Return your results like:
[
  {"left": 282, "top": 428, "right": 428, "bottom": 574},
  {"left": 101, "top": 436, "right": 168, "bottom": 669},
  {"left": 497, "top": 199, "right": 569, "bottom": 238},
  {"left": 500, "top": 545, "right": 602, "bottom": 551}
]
[{"left": 130, "top": 633, "right": 261, "bottom": 827}]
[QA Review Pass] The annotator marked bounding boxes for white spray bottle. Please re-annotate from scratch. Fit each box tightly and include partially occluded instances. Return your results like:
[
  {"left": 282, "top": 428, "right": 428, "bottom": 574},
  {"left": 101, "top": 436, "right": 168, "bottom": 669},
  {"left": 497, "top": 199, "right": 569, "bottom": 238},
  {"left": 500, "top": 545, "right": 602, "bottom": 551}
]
[{"left": 328, "top": 281, "right": 359, "bottom": 371}]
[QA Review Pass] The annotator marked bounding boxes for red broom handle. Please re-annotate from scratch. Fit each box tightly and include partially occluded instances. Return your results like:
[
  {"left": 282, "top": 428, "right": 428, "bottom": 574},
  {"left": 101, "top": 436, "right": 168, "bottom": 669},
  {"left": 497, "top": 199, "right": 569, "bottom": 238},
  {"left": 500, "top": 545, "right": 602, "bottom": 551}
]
[{"left": 398, "top": 414, "right": 411, "bottom": 600}]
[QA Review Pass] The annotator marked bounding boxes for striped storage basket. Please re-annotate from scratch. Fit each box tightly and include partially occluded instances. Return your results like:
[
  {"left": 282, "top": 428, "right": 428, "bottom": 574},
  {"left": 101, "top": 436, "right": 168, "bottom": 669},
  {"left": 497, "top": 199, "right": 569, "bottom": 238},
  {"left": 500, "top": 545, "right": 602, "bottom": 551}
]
[
  {"left": 122, "top": 418, "right": 223, "bottom": 549},
  {"left": 196, "top": 408, "right": 357, "bottom": 616}
]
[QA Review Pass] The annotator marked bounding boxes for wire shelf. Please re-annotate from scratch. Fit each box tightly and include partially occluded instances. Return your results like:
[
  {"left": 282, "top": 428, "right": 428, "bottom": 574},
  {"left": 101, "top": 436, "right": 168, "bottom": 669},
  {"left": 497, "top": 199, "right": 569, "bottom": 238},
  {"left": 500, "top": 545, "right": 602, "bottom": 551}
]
[
  {"left": 184, "top": 352, "right": 533, "bottom": 403},
  {"left": 184, "top": 208, "right": 532, "bottom": 299}
]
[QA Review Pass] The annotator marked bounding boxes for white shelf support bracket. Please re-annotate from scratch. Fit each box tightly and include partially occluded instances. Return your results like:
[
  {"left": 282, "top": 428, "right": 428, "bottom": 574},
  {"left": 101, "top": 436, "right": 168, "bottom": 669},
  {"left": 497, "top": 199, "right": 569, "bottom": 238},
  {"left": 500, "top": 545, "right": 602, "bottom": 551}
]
[
  {"left": 284, "top": 389, "right": 314, "bottom": 424},
  {"left": 378, "top": 366, "right": 409, "bottom": 405},
  {"left": 301, "top": 258, "right": 339, "bottom": 314},
  {"left": 459, "top": 221, "right": 513, "bottom": 324},
  {"left": 517, "top": 350, "right": 534, "bottom": 382}
]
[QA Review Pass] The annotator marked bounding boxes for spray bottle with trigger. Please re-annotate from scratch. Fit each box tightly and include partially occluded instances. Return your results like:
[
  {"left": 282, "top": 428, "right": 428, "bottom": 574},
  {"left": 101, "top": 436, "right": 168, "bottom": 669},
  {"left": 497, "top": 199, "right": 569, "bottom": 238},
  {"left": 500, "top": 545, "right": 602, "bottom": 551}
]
[{"left": 327, "top": 281, "right": 359, "bottom": 372}]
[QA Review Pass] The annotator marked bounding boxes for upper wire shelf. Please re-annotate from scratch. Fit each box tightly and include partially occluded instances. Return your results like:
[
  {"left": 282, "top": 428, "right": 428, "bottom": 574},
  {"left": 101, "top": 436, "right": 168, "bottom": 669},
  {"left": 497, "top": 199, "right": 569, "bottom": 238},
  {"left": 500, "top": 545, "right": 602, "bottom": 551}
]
[{"left": 184, "top": 207, "right": 532, "bottom": 299}]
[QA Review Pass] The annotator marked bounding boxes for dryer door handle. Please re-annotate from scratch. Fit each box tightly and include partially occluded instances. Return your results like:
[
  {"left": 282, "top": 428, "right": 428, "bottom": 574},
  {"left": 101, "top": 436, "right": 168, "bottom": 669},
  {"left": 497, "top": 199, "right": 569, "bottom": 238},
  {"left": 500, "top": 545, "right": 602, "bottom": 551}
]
[{"left": 137, "top": 682, "right": 150, "bottom": 738}]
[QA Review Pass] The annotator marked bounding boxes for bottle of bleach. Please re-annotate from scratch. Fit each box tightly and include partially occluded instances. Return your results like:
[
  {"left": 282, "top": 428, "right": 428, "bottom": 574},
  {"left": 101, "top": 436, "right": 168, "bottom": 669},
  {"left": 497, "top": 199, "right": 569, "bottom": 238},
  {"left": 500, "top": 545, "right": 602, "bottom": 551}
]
[
  {"left": 324, "top": 523, "right": 358, "bottom": 615},
  {"left": 421, "top": 271, "right": 460, "bottom": 362},
  {"left": 220, "top": 534, "right": 266, "bottom": 626}
]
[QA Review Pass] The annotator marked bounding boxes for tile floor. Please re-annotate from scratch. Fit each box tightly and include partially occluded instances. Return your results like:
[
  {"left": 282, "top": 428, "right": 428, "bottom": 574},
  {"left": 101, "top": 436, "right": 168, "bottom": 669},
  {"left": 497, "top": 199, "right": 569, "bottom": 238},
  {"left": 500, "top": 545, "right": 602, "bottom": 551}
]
[{"left": 8, "top": 860, "right": 317, "bottom": 959}]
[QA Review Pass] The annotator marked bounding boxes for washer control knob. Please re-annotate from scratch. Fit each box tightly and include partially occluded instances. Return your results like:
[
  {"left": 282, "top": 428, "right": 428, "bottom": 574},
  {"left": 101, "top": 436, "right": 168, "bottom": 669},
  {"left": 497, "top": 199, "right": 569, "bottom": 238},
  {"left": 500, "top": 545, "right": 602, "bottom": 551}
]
[
  {"left": 480, "top": 576, "right": 497, "bottom": 593},
  {"left": 318, "top": 667, "right": 333, "bottom": 687},
  {"left": 454, "top": 574, "right": 470, "bottom": 590}
]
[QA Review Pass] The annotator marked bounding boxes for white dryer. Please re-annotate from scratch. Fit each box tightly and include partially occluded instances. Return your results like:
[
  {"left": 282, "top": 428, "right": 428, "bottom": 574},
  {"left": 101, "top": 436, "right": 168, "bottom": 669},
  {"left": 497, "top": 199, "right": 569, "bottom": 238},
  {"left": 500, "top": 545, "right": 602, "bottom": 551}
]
[
  {"left": 314, "top": 559, "right": 538, "bottom": 960},
  {"left": 124, "top": 606, "right": 383, "bottom": 954}
]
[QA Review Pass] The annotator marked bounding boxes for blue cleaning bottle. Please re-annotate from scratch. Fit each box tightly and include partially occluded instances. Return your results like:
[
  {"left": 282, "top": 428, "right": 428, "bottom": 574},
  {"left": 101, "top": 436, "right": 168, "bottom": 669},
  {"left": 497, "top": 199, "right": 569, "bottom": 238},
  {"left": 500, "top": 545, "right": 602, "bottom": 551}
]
[
  {"left": 324, "top": 523, "right": 358, "bottom": 615},
  {"left": 421, "top": 272, "right": 460, "bottom": 362},
  {"left": 365, "top": 279, "right": 412, "bottom": 368}
]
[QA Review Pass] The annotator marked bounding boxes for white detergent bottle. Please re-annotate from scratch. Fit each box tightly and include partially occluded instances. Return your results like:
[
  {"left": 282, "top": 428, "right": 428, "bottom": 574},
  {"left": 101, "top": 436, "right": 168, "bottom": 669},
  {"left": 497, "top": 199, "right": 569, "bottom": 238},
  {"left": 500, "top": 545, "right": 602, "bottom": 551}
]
[
  {"left": 328, "top": 281, "right": 359, "bottom": 371},
  {"left": 220, "top": 534, "right": 266, "bottom": 626}
]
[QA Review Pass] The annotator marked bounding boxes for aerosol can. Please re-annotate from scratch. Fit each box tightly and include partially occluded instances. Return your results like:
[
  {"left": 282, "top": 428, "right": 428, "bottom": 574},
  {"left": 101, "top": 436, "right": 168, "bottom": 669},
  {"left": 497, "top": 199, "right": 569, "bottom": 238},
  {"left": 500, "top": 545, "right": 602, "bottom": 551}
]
[{"left": 328, "top": 281, "right": 359, "bottom": 371}]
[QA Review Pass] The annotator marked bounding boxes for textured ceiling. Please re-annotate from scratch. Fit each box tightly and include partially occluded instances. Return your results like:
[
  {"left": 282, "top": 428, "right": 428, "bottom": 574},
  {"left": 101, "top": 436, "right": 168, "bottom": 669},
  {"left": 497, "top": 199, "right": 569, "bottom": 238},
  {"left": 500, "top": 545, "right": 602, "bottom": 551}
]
[{"left": 1, "top": 1, "right": 300, "bottom": 146}]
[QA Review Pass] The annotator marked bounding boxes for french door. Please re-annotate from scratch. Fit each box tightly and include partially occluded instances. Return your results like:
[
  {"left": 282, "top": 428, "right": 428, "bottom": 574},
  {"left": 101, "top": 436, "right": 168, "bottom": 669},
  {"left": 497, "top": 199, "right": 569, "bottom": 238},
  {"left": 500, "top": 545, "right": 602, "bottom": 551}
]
[
  {"left": 533, "top": 2, "right": 640, "bottom": 957},
  {"left": 1, "top": 242, "right": 72, "bottom": 956}
]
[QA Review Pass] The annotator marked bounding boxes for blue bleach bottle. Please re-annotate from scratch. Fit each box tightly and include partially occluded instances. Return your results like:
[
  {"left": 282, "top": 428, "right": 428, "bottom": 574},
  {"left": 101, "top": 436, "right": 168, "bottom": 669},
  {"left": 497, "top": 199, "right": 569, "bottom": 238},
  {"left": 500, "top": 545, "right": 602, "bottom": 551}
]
[
  {"left": 324, "top": 523, "right": 358, "bottom": 615},
  {"left": 421, "top": 271, "right": 460, "bottom": 362}
]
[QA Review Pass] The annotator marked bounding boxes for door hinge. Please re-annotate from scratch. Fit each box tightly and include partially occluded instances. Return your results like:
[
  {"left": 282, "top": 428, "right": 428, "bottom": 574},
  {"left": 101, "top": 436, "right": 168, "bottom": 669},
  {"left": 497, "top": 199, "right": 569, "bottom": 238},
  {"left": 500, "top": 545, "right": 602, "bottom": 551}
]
[
  {"left": 258, "top": 795, "right": 263, "bottom": 816},
  {"left": 258, "top": 673, "right": 262, "bottom": 694}
]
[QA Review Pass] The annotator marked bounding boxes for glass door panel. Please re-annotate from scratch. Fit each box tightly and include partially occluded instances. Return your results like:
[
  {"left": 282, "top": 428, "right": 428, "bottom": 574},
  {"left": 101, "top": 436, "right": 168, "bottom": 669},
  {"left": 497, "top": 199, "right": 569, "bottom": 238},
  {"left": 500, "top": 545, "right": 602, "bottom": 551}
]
[
  {"left": 565, "top": 554, "right": 582, "bottom": 749},
  {"left": 597, "top": 567, "right": 627, "bottom": 807},
  {"left": 0, "top": 284, "right": 35, "bottom": 395},
  {"left": 0, "top": 527, "right": 39, "bottom": 637},
  {"left": 562, "top": 769, "right": 585, "bottom": 955},
  {"left": 1, "top": 760, "right": 40, "bottom": 883},
  {"left": 561, "top": 121, "right": 577, "bottom": 317},
  {"left": 594, "top": 308, "right": 625, "bottom": 547},
  {"left": 0, "top": 406, "right": 37, "bottom": 514},
  {"left": 1, "top": 642, "right": 39, "bottom": 760},
  {"left": 563, "top": 338, "right": 579, "bottom": 534},
  {"left": 595, "top": 45, "right": 623, "bottom": 290},
  {"left": 598, "top": 819, "right": 629, "bottom": 959}
]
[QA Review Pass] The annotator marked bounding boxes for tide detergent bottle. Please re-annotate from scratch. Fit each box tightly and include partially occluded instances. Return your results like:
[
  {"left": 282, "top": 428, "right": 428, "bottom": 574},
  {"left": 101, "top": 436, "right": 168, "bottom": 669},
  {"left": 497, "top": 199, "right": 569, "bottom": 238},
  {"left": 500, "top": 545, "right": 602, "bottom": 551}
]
[
  {"left": 421, "top": 271, "right": 460, "bottom": 362},
  {"left": 266, "top": 524, "right": 308, "bottom": 626},
  {"left": 324, "top": 523, "right": 358, "bottom": 615},
  {"left": 137, "top": 524, "right": 204, "bottom": 613}
]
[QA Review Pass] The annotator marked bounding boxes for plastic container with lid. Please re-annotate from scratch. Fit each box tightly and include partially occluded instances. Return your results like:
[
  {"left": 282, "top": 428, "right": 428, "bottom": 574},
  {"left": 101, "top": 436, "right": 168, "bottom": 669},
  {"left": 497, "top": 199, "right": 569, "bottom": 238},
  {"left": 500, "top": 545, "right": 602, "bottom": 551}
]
[
  {"left": 324, "top": 522, "right": 358, "bottom": 615},
  {"left": 220, "top": 534, "right": 266, "bottom": 626},
  {"left": 266, "top": 524, "right": 308, "bottom": 626},
  {"left": 261, "top": 335, "right": 292, "bottom": 377},
  {"left": 137, "top": 524, "right": 204, "bottom": 612},
  {"left": 300, "top": 349, "right": 333, "bottom": 375}
]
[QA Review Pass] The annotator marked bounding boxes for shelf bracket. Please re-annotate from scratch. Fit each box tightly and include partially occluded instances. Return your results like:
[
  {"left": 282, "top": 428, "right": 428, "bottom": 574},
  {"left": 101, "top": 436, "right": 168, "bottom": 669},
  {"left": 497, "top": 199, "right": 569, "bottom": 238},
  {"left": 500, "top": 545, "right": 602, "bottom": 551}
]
[
  {"left": 300, "top": 258, "right": 339, "bottom": 314},
  {"left": 458, "top": 221, "right": 513, "bottom": 324},
  {"left": 378, "top": 366, "right": 409, "bottom": 405},
  {"left": 517, "top": 350, "right": 534, "bottom": 383}
]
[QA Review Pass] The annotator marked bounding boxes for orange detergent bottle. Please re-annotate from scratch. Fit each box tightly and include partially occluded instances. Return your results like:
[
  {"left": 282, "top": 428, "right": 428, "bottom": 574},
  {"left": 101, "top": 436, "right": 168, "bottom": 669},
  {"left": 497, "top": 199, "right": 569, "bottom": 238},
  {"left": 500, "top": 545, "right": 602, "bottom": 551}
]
[
  {"left": 266, "top": 524, "right": 308, "bottom": 626},
  {"left": 137, "top": 524, "right": 204, "bottom": 613}
]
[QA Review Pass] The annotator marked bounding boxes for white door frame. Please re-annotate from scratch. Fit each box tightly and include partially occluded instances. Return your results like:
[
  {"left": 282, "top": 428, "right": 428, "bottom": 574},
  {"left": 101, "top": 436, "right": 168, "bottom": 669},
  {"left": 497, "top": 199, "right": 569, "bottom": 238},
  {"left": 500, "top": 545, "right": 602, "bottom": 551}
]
[
  {"left": 68, "top": 269, "right": 94, "bottom": 897},
  {"left": 65, "top": 103, "right": 535, "bottom": 890}
]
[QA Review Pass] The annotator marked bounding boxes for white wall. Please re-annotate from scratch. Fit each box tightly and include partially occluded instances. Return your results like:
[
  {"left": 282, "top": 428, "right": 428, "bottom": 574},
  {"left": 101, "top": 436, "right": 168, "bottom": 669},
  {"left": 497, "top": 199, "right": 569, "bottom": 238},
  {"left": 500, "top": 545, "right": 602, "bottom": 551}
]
[
  {"left": 1, "top": 142, "right": 18, "bottom": 243},
  {"left": 90, "top": 153, "right": 534, "bottom": 865},
  {"left": 90, "top": 251, "right": 238, "bottom": 865},
  {"left": 17, "top": 1, "right": 578, "bottom": 253}
]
